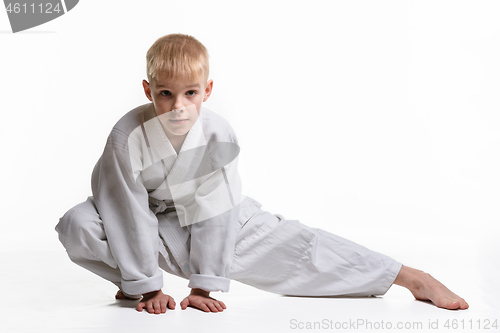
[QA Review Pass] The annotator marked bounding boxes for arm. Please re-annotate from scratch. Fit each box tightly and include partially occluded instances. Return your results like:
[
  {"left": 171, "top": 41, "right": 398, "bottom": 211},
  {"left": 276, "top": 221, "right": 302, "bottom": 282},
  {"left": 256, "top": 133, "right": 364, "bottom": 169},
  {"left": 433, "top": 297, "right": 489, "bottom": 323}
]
[
  {"left": 91, "top": 130, "right": 163, "bottom": 297},
  {"left": 180, "top": 156, "right": 242, "bottom": 312},
  {"left": 187, "top": 158, "right": 241, "bottom": 292}
]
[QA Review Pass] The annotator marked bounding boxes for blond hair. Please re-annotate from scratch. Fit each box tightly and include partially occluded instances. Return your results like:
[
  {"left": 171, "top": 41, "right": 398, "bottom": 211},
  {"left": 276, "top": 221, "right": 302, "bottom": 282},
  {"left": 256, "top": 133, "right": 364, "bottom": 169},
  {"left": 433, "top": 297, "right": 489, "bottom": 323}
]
[{"left": 146, "top": 34, "right": 209, "bottom": 85}]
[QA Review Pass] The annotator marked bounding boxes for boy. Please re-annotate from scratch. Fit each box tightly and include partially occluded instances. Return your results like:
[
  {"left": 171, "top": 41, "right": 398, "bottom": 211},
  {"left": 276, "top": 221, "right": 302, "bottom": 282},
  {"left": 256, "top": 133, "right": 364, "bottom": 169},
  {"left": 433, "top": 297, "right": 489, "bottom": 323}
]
[{"left": 55, "top": 34, "right": 468, "bottom": 315}]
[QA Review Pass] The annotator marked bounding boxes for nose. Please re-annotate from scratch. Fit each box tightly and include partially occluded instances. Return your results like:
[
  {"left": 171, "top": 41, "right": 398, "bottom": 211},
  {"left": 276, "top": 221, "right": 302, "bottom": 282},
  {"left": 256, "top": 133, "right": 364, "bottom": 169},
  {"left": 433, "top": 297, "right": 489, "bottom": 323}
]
[{"left": 172, "top": 95, "right": 184, "bottom": 111}]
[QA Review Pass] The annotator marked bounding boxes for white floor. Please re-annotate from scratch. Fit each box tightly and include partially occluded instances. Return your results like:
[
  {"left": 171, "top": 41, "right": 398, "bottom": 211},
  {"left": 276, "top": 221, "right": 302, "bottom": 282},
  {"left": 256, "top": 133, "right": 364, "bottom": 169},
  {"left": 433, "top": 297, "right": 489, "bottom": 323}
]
[{"left": 1, "top": 229, "right": 498, "bottom": 333}]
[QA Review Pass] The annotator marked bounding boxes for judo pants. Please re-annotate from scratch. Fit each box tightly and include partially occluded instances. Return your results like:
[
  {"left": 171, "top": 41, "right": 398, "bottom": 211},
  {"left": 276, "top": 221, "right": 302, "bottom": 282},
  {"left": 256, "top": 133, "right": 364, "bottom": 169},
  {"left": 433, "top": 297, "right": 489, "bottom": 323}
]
[{"left": 55, "top": 196, "right": 402, "bottom": 297}]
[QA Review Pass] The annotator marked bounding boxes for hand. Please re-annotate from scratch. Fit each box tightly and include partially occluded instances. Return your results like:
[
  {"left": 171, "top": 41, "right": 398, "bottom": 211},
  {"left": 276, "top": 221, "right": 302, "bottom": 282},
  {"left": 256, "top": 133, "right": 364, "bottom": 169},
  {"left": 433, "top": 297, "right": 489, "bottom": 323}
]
[
  {"left": 136, "top": 290, "right": 176, "bottom": 314},
  {"left": 180, "top": 288, "right": 226, "bottom": 313}
]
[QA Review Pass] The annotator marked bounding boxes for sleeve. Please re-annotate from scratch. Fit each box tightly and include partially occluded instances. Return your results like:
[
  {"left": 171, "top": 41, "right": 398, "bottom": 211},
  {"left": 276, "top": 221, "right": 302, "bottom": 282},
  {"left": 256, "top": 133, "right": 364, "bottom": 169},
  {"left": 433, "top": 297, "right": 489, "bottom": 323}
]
[
  {"left": 187, "top": 147, "right": 242, "bottom": 293},
  {"left": 91, "top": 130, "right": 163, "bottom": 296}
]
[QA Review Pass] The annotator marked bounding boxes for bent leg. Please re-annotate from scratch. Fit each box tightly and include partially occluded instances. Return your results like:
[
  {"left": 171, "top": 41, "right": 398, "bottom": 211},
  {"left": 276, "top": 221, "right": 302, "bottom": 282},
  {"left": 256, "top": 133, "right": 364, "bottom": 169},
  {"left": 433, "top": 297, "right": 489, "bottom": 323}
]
[
  {"left": 231, "top": 209, "right": 401, "bottom": 297},
  {"left": 55, "top": 196, "right": 139, "bottom": 298}
]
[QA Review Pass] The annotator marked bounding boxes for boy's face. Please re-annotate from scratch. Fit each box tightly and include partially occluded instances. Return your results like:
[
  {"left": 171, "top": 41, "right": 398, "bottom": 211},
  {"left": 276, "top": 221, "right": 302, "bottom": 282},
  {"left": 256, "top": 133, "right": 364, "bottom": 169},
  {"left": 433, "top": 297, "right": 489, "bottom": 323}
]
[{"left": 142, "top": 74, "right": 213, "bottom": 138}]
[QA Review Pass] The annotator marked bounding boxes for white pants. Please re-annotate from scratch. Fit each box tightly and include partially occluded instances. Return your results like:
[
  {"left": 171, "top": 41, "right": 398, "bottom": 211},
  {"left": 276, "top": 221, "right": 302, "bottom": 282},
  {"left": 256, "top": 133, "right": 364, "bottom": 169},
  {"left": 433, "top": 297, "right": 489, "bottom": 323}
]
[{"left": 55, "top": 196, "right": 402, "bottom": 297}]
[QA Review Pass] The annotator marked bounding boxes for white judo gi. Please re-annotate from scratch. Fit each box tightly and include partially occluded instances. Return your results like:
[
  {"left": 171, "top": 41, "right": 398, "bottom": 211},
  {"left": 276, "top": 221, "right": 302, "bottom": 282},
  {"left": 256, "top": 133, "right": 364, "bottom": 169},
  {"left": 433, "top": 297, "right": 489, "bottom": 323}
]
[{"left": 55, "top": 103, "right": 402, "bottom": 298}]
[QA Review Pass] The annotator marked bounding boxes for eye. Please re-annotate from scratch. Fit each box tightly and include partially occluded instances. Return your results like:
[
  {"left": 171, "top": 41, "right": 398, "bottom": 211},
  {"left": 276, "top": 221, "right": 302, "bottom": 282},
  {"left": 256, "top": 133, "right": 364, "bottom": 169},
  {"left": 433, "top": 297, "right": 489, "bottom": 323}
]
[
  {"left": 186, "top": 90, "right": 197, "bottom": 96},
  {"left": 160, "top": 90, "right": 171, "bottom": 96}
]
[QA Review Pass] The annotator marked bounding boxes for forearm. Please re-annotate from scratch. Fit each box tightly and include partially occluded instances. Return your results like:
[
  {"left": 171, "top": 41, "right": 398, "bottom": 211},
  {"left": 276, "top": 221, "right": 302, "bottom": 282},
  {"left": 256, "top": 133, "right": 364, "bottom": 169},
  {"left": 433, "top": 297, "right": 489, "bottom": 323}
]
[
  {"left": 187, "top": 156, "right": 242, "bottom": 292},
  {"left": 190, "top": 288, "right": 211, "bottom": 297},
  {"left": 188, "top": 208, "right": 239, "bottom": 292},
  {"left": 93, "top": 140, "right": 162, "bottom": 295}
]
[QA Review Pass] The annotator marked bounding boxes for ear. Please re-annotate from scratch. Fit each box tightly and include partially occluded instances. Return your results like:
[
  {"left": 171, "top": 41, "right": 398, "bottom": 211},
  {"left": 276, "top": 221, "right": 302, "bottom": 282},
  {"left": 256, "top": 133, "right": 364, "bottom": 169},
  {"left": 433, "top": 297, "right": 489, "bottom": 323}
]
[
  {"left": 203, "top": 79, "right": 213, "bottom": 102},
  {"left": 142, "top": 80, "right": 153, "bottom": 101}
]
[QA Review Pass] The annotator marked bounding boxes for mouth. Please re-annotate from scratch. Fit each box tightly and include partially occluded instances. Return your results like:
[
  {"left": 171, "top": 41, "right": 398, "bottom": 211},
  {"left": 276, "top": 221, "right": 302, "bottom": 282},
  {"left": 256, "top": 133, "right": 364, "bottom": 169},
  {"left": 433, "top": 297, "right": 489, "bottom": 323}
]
[{"left": 169, "top": 119, "right": 188, "bottom": 124}]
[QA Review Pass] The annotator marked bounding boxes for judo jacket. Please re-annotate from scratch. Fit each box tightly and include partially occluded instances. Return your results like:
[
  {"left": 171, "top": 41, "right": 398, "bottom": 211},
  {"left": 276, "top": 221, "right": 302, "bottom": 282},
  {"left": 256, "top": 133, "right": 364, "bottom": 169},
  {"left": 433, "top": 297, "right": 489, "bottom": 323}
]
[{"left": 90, "top": 102, "right": 260, "bottom": 296}]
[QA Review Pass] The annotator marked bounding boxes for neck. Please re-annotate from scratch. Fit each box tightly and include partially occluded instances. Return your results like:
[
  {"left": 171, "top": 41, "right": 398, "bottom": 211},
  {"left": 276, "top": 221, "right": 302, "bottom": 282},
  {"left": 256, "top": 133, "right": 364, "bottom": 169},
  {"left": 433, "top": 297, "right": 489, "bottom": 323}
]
[{"left": 167, "top": 133, "right": 187, "bottom": 154}]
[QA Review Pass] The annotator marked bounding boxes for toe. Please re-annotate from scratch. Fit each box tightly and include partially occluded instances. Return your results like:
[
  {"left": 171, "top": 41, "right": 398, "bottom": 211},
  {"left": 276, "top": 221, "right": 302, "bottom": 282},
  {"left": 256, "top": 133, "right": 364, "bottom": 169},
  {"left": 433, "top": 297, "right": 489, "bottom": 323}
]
[
  {"left": 115, "top": 290, "right": 124, "bottom": 299},
  {"left": 447, "top": 301, "right": 460, "bottom": 310},
  {"left": 434, "top": 298, "right": 459, "bottom": 310}
]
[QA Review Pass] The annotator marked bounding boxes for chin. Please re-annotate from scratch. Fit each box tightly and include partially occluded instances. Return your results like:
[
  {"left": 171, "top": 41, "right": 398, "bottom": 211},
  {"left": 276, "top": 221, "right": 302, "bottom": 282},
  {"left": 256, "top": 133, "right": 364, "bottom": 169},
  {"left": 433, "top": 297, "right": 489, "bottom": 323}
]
[{"left": 170, "top": 129, "right": 189, "bottom": 136}]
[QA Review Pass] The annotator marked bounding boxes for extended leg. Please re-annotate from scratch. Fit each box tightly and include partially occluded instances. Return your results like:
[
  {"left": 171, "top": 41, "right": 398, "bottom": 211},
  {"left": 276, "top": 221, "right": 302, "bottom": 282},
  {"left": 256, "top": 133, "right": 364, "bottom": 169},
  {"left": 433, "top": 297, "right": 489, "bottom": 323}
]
[{"left": 231, "top": 209, "right": 401, "bottom": 297}]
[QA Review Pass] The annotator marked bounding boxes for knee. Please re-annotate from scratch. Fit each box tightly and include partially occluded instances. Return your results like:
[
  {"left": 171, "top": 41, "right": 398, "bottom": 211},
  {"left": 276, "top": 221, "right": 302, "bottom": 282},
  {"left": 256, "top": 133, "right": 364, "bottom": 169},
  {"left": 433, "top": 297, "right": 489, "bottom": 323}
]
[
  {"left": 55, "top": 199, "right": 102, "bottom": 255},
  {"left": 55, "top": 207, "right": 79, "bottom": 247}
]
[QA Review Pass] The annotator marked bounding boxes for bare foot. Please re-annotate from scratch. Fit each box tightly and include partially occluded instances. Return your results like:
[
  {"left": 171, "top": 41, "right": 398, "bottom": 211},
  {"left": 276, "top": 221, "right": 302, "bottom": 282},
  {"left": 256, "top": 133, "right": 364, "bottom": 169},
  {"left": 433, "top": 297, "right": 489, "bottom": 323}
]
[
  {"left": 394, "top": 265, "right": 469, "bottom": 310},
  {"left": 115, "top": 290, "right": 142, "bottom": 300}
]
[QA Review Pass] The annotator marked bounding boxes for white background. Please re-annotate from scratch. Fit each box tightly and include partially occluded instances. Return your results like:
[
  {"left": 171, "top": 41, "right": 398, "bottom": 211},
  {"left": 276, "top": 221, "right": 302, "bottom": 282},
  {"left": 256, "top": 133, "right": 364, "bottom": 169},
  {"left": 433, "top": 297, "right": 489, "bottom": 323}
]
[{"left": 0, "top": 1, "right": 499, "bottom": 331}]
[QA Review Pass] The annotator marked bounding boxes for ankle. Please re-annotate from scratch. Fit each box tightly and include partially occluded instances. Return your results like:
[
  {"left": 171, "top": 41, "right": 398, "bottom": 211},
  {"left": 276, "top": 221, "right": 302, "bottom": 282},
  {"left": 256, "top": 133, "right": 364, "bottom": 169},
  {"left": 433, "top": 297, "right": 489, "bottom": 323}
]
[{"left": 394, "top": 265, "right": 427, "bottom": 291}]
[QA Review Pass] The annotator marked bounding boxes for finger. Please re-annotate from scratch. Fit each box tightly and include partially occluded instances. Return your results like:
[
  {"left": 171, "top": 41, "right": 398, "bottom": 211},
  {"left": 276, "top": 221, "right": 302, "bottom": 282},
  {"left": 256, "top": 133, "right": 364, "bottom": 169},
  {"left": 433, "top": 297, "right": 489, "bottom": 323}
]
[
  {"left": 180, "top": 298, "right": 189, "bottom": 310},
  {"left": 213, "top": 301, "right": 224, "bottom": 312},
  {"left": 206, "top": 302, "right": 219, "bottom": 312},
  {"left": 160, "top": 300, "right": 167, "bottom": 313},
  {"left": 196, "top": 300, "right": 210, "bottom": 312},
  {"left": 146, "top": 301, "right": 155, "bottom": 314},
  {"left": 136, "top": 302, "right": 145, "bottom": 312},
  {"left": 153, "top": 300, "right": 161, "bottom": 314}
]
